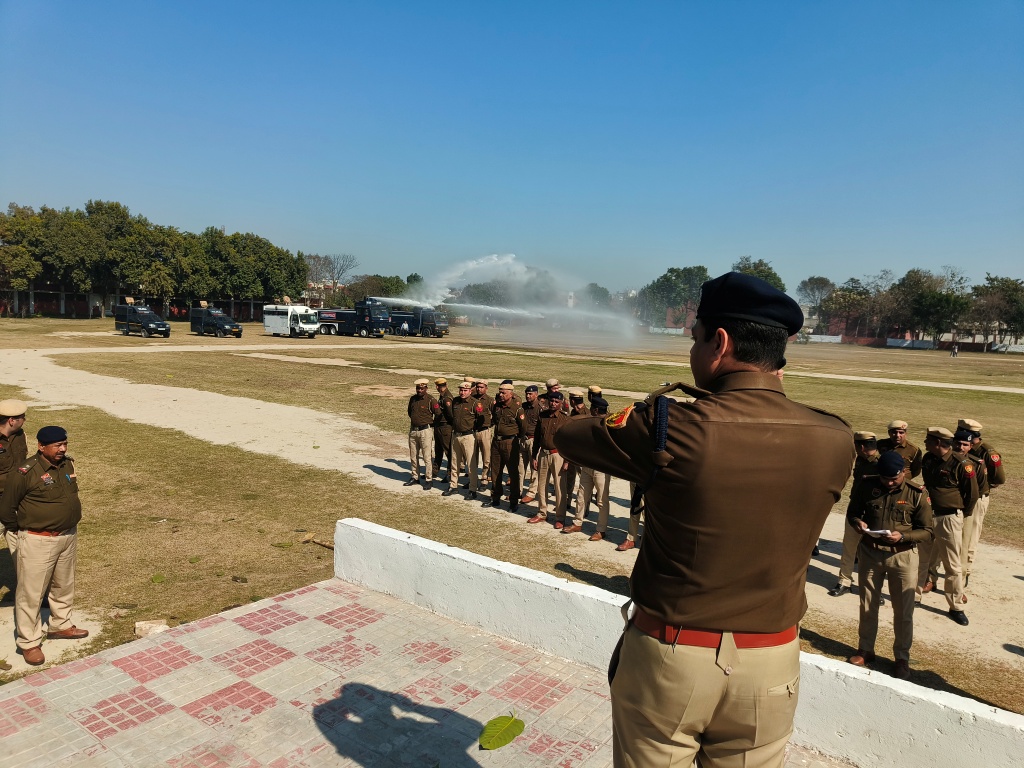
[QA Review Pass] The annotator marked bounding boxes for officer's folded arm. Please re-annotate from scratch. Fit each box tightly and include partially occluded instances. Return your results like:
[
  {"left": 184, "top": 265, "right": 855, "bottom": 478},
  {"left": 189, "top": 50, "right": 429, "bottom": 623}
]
[{"left": 555, "top": 413, "right": 651, "bottom": 486}]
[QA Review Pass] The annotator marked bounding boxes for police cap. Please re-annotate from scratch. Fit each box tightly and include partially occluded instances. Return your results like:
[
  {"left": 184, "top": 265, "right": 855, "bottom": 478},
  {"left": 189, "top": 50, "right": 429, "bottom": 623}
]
[
  {"left": 37, "top": 425, "right": 67, "bottom": 445},
  {"left": 696, "top": 271, "right": 803, "bottom": 336},
  {"left": 525, "top": 385, "right": 539, "bottom": 393},
  {"left": 877, "top": 451, "right": 905, "bottom": 477},
  {"left": 853, "top": 431, "right": 877, "bottom": 443},
  {"left": 887, "top": 420, "right": 908, "bottom": 431},
  {"left": 958, "top": 418, "right": 983, "bottom": 433},
  {"left": 926, "top": 427, "right": 954, "bottom": 442},
  {"left": 0, "top": 399, "right": 27, "bottom": 418},
  {"left": 434, "top": 377, "right": 448, "bottom": 385}
]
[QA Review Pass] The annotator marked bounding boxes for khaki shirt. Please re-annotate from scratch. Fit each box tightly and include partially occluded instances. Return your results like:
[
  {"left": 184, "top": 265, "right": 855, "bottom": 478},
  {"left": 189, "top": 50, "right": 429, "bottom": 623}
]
[
  {"left": 407, "top": 393, "right": 439, "bottom": 428},
  {"left": 0, "top": 428, "right": 28, "bottom": 495},
  {"left": 847, "top": 478, "right": 933, "bottom": 545},
  {"left": 491, "top": 400, "right": 526, "bottom": 439},
  {"left": 922, "top": 451, "right": 979, "bottom": 515},
  {"left": 554, "top": 371, "right": 854, "bottom": 633},
  {"left": 877, "top": 438, "right": 923, "bottom": 479},
  {"left": 0, "top": 451, "right": 82, "bottom": 533}
]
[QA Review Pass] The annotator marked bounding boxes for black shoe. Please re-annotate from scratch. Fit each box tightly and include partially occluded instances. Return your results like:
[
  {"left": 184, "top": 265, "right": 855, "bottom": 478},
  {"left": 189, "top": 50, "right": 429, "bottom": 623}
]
[
  {"left": 421, "top": 481, "right": 432, "bottom": 490},
  {"left": 510, "top": 504, "right": 519, "bottom": 514},
  {"left": 812, "top": 546, "right": 820, "bottom": 557},
  {"left": 461, "top": 483, "right": 470, "bottom": 489},
  {"left": 441, "top": 489, "right": 454, "bottom": 497},
  {"left": 948, "top": 610, "right": 969, "bottom": 626},
  {"left": 403, "top": 479, "right": 416, "bottom": 486},
  {"left": 828, "top": 584, "right": 850, "bottom": 597},
  {"left": 482, "top": 499, "right": 494, "bottom": 508},
  {"left": 467, "top": 491, "right": 477, "bottom": 500}
]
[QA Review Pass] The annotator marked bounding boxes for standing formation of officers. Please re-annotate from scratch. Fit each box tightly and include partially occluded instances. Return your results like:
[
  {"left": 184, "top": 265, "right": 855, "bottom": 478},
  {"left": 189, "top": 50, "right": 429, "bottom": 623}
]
[
  {"left": 0, "top": 399, "right": 89, "bottom": 668},
  {"left": 405, "top": 377, "right": 619, "bottom": 543},
  {"left": 828, "top": 417, "right": 1005, "bottom": 679}
]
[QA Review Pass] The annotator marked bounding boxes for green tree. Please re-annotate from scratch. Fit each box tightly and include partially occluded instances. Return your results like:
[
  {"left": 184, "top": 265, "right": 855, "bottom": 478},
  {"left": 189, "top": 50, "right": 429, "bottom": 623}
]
[
  {"left": 732, "top": 256, "right": 785, "bottom": 292},
  {"left": 407, "top": 272, "right": 423, "bottom": 286},
  {"left": 578, "top": 282, "right": 610, "bottom": 309},
  {"left": 346, "top": 274, "right": 407, "bottom": 300},
  {"left": 637, "top": 265, "right": 709, "bottom": 327},
  {"left": 796, "top": 276, "right": 835, "bottom": 330}
]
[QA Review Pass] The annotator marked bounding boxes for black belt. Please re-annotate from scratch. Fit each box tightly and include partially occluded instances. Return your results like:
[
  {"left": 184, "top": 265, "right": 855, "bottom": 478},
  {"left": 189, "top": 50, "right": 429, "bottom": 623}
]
[
  {"left": 410, "top": 425, "right": 430, "bottom": 431},
  {"left": 475, "top": 426, "right": 491, "bottom": 433},
  {"left": 933, "top": 509, "right": 960, "bottom": 516},
  {"left": 495, "top": 434, "right": 516, "bottom": 440},
  {"left": 864, "top": 540, "right": 915, "bottom": 553},
  {"left": 455, "top": 430, "right": 474, "bottom": 437}
]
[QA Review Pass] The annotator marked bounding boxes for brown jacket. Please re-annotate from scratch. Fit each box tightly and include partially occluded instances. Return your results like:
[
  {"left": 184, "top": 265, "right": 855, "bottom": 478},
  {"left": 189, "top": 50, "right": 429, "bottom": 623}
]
[
  {"left": 407, "top": 393, "right": 439, "bottom": 428},
  {"left": 491, "top": 400, "right": 526, "bottom": 439},
  {"left": 446, "top": 396, "right": 482, "bottom": 434},
  {"left": 0, "top": 451, "right": 82, "bottom": 533},
  {"left": 533, "top": 410, "right": 569, "bottom": 458},
  {"left": 0, "top": 428, "right": 28, "bottom": 494},
  {"left": 922, "top": 451, "right": 979, "bottom": 516},
  {"left": 971, "top": 441, "right": 1006, "bottom": 491},
  {"left": 554, "top": 371, "right": 853, "bottom": 633},
  {"left": 847, "top": 478, "right": 933, "bottom": 545}
]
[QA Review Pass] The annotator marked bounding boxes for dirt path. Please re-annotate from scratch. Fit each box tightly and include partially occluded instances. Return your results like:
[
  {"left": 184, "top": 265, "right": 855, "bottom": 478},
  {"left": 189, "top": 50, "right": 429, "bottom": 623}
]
[{"left": 1, "top": 344, "right": 1022, "bottom": 679}]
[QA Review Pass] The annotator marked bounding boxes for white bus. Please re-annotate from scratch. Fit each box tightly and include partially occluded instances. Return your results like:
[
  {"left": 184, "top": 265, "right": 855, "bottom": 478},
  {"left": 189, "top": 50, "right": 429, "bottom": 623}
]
[{"left": 263, "top": 304, "right": 320, "bottom": 338}]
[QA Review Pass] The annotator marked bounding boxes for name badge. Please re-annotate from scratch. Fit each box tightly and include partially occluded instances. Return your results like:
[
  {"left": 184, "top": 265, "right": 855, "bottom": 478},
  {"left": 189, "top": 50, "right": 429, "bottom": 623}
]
[{"left": 41, "top": 473, "right": 55, "bottom": 486}]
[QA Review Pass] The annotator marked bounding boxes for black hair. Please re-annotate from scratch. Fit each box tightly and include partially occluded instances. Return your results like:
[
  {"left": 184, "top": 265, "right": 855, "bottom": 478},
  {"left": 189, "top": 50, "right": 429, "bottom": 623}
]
[{"left": 701, "top": 318, "right": 788, "bottom": 371}]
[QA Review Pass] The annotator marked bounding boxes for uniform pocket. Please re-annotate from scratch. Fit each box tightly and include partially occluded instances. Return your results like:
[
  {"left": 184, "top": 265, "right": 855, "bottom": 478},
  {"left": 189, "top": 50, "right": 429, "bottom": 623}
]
[{"left": 766, "top": 674, "right": 799, "bottom": 698}]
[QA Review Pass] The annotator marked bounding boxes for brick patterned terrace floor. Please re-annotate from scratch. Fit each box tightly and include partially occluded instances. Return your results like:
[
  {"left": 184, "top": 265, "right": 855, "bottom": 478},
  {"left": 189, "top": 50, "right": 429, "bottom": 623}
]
[{"left": 0, "top": 578, "right": 852, "bottom": 767}]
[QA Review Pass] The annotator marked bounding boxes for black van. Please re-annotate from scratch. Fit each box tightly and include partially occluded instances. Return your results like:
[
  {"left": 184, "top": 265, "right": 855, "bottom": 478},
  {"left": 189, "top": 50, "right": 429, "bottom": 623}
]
[
  {"left": 190, "top": 307, "right": 243, "bottom": 338},
  {"left": 114, "top": 305, "right": 171, "bottom": 338}
]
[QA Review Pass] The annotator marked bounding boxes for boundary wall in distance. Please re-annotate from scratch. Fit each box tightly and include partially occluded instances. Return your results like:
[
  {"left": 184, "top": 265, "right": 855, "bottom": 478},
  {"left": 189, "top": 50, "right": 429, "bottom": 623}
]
[{"left": 334, "top": 518, "right": 1024, "bottom": 768}]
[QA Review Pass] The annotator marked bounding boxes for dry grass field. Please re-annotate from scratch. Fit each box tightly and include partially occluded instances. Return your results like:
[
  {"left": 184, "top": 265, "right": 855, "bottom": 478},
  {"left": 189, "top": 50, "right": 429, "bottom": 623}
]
[{"left": 1, "top": 316, "right": 1022, "bottom": 711}]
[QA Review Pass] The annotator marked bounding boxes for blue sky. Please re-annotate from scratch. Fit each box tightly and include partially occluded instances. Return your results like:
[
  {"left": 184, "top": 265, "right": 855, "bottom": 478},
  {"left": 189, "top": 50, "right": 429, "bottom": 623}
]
[{"left": 1, "top": 1, "right": 1021, "bottom": 295}]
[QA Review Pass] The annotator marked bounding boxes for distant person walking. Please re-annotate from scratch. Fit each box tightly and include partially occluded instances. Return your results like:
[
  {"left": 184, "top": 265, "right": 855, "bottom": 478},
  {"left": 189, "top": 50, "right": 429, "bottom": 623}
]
[
  {"left": 400, "top": 320, "right": 409, "bottom": 336},
  {"left": 950, "top": 343, "right": 959, "bottom": 358}
]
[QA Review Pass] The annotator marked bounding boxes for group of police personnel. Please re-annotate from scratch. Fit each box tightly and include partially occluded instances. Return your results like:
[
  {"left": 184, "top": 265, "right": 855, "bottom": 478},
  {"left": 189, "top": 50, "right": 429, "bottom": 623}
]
[
  {"left": 826, "top": 418, "right": 1004, "bottom": 680},
  {"left": 405, "top": 376, "right": 642, "bottom": 546}
]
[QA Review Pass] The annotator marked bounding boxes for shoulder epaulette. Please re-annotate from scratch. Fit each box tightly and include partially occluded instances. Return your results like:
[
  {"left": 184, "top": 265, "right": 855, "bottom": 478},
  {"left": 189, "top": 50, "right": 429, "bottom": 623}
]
[
  {"left": 808, "top": 405, "right": 852, "bottom": 428},
  {"left": 905, "top": 480, "right": 924, "bottom": 492},
  {"left": 643, "top": 381, "right": 708, "bottom": 406}
]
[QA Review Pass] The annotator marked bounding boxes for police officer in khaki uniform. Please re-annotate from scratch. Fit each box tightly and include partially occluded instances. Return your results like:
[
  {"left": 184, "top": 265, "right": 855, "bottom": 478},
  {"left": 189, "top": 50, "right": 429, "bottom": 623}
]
[
  {"left": 487, "top": 383, "right": 526, "bottom": 511},
  {"left": 919, "top": 427, "right": 978, "bottom": 625},
  {"left": 432, "top": 378, "right": 454, "bottom": 482},
  {"left": 555, "top": 272, "right": 853, "bottom": 767},
  {"left": 0, "top": 426, "right": 89, "bottom": 666},
  {"left": 846, "top": 452, "right": 932, "bottom": 680},
  {"left": 576, "top": 397, "right": 612, "bottom": 541},
  {"left": 877, "top": 420, "right": 923, "bottom": 479},
  {"left": 469, "top": 380, "right": 494, "bottom": 493},
  {"left": 951, "top": 429, "right": 984, "bottom": 604},
  {"left": 528, "top": 392, "right": 570, "bottom": 525},
  {"left": 828, "top": 432, "right": 880, "bottom": 598},
  {"left": 443, "top": 382, "right": 483, "bottom": 497},
  {"left": 960, "top": 418, "right": 1006, "bottom": 589},
  {"left": 1, "top": 399, "right": 29, "bottom": 567},
  {"left": 518, "top": 385, "right": 542, "bottom": 503},
  {"left": 558, "top": 390, "right": 589, "bottom": 523},
  {"left": 406, "top": 378, "right": 439, "bottom": 487}
]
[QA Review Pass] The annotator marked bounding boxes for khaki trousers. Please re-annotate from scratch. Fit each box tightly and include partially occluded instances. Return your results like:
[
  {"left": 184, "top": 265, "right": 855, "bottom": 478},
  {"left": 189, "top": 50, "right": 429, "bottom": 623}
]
[
  {"left": 962, "top": 494, "right": 990, "bottom": 577},
  {"left": 836, "top": 522, "right": 860, "bottom": 588},
  {"left": 407, "top": 427, "right": 434, "bottom": 481},
  {"left": 534, "top": 449, "right": 566, "bottom": 518},
  {"left": 919, "top": 512, "right": 965, "bottom": 609},
  {"left": 575, "top": 466, "right": 609, "bottom": 528},
  {"left": 519, "top": 436, "right": 535, "bottom": 495},
  {"left": 16, "top": 528, "right": 78, "bottom": 650},
  {"left": 627, "top": 510, "right": 644, "bottom": 542},
  {"left": 450, "top": 433, "right": 476, "bottom": 490},
  {"left": 857, "top": 543, "right": 918, "bottom": 661},
  {"left": 470, "top": 427, "right": 492, "bottom": 491},
  {"left": 489, "top": 436, "right": 521, "bottom": 503},
  {"left": 611, "top": 624, "right": 800, "bottom": 768},
  {"left": 3, "top": 527, "right": 17, "bottom": 561}
]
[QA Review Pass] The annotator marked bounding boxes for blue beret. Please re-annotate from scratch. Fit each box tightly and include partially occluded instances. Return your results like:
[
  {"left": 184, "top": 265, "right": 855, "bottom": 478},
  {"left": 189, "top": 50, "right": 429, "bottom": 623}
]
[
  {"left": 696, "top": 272, "right": 803, "bottom": 336},
  {"left": 501, "top": 379, "right": 513, "bottom": 385},
  {"left": 591, "top": 397, "right": 609, "bottom": 410},
  {"left": 525, "top": 385, "right": 539, "bottom": 393},
  {"left": 953, "top": 429, "right": 973, "bottom": 443},
  {"left": 877, "top": 451, "right": 905, "bottom": 476},
  {"left": 37, "top": 425, "right": 68, "bottom": 445},
  {"left": 548, "top": 391, "right": 564, "bottom": 401}
]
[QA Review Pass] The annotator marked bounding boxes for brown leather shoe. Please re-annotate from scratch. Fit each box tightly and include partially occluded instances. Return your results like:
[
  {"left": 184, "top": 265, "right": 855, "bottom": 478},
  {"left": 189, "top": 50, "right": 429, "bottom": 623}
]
[
  {"left": 893, "top": 659, "right": 911, "bottom": 680},
  {"left": 526, "top": 515, "right": 545, "bottom": 524},
  {"left": 848, "top": 650, "right": 876, "bottom": 667},
  {"left": 589, "top": 532, "right": 605, "bottom": 541},
  {"left": 921, "top": 579, "right": 935, "bottom": 594},
  {"left": 552, "top": 521, "right": 564, "bottom": 530},
  {"left": 21, "top": 646, "right": 45, "bottom": 665},
  {"left": 521, "top": 494, "right": 535, "bottom": 504},
  {"left": 616, "top": 540, "right": 635, "bottom": 552},
  {"left": 47, "top": 626, "right": 89, "bottom": 640},
  {"left": 562, "top": 524, "right": 583, "bottom": 534}
]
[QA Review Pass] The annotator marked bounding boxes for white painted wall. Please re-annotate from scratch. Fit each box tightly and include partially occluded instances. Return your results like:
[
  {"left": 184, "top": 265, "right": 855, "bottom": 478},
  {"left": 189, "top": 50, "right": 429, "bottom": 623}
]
[{"left": 334, "top": 518, "right": 1024, "bottom": 768}]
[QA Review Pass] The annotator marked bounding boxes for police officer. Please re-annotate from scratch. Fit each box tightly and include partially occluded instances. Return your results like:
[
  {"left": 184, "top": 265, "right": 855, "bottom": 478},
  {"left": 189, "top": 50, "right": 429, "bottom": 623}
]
[
  {"left": 469, "top": 380, "right": 494, "bottom": 493},
  {"left": 518, "top": 385, "right": 542, "bottom": 503},
  {"left": 919, "top": 427, "right": 978, "bottom": 625},
  {"left": 951, "top": 429, "right": 984, "bottom": 605},
  {"left": 0, "top": 426, "right": 89, "bottom": 666},
  {"left": 528, "top": 392, "right": 570, "bottom": 526},
  {"left": 846, "top": 452, "right": 933, "bottom": 680},
  {"left": 487, "top": 383, "right": 526, "bottom": 511},
  {"left": 960, "top": 418, "right": 1006, "bottom": 590},
  {"left": 559, "top": 390, "right": 589, "bottom": 521},
  {"left": 432, "top": 378, "right": 454, "bottom": 482},
  {"left": 828, "top": 431, "right": 880, "bottom": 598},
  {"left": 877, "top": 420, "right": 923, "bottom": 479},
  {"left": 406, "top": 379, "right": 439, "bottom": 487},
  {"left": 555, "top": 272, "right": 853, "bottom": 766},
  {"left": 1, "top": 399, "right": 29, "bottom": 586},
  {"left": 443, "top": 382, "right": 483, "bottom": 498},
  {"left": 575, "top": 397, "right": 612, "bottom": 541}
]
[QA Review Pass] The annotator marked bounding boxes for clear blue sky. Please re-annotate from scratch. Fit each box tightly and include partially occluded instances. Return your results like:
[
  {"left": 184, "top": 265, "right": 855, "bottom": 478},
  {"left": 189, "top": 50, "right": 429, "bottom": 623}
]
[{"left": 2, "top": 1, "right": 1021, "bottom": 295}]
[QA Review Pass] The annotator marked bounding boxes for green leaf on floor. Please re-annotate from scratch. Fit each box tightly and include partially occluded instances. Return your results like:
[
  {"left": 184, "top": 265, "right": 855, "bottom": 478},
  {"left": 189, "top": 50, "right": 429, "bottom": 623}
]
[
  {"left": 479, "top": 712, "right": 524, "bottom": 750},
  {"left": 151, "top": 573, "right": 165, "bottom": 584},
  {"left": 188, "top": 556, "right": 200, "bottom": 563}
]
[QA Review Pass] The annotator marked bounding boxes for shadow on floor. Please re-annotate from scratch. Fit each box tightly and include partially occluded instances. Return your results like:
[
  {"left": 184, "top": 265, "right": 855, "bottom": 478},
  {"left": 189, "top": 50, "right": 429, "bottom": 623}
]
[{"left": 313, "top": 682, "right": 484, "bottom": 767}]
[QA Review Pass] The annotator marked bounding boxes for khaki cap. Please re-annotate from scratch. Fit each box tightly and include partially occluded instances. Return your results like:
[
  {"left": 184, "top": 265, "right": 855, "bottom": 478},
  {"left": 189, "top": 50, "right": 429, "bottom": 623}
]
[
  {"left": 887, "top": 420, "right": 908, "bottom": 430},
  {"left": 498, "top": 383, "right": 514, "bottom": 392},
  {"left": 588, "top": 385, "right": 602, "bottom": 394},
  {"left": 434, "top": 377, "right": 448, "bottom": 385},
  {"left": 458, "top": 381, "right": 474, "bottom": 389},
  {"left": 0, "top": 399, "right": 27, "bottom": 418},
  {"left": 545, "top": 378, "right": 560, "bottom": 388},
  {"left": 568, "top": 389, "right": 586, "bottom": 399},
  {"left": 853, "top": 431, "right": 877, "bottom": 442},
  {"left": 414, "top": 378, "right": 429, "bottom": 386},
  {"left": 958, "top": 418, "right": 983, "bottom": 432},
  {"left": 927, "top": 427, "right": 954, "bottom": 440}
]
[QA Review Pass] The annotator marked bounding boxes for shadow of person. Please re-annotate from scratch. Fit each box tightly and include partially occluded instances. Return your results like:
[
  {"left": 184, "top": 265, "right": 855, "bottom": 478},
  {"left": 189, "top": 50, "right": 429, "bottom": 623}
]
[
  {"left": 363, "top": 461, "right": 411, "bottom": 482},
  {"left": 313, "top": 682, "right": 484, "bottom": 767},
  {"left": 0, "top": 542, "right": 15, "bottom": 604},
  {"left": 555, "top": 562, "right": 630, "bottom": 597},
  {"left": 1004, "top": 644, "right": 1024, "bottom": 657}
]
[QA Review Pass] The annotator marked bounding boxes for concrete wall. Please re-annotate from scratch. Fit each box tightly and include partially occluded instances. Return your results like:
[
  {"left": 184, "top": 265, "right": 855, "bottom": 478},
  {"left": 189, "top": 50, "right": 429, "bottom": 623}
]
[{"left": 334, "top": 518, "right": 1024, "bottom": 768}]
